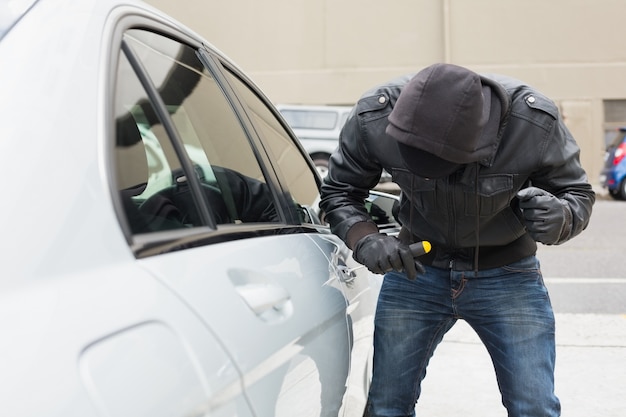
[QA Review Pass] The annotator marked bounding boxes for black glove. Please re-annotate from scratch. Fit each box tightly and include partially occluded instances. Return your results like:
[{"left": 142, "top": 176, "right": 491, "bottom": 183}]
[
  {"left": 517, "top": 187, "right": 572, "bottom": 245},
  {"left": 352, "top": 233, "right": 425, "bottom": 280}
]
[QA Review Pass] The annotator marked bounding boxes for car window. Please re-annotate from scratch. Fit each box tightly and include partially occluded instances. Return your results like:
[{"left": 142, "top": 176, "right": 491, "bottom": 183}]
[
  {"left": 222, "top": 70, "right": 321, "bottom": 219},
  {"left": 113, "top": 29, "right": 279, "bottom": 236}
]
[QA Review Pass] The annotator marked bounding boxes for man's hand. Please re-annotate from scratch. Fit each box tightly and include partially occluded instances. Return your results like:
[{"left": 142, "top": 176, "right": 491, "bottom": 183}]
[
  {"left": 352, "top": 233, "right": 425, "bottom": 280},
  {"left": 517, "top": 187, "right": 572, "bottom": 245}
]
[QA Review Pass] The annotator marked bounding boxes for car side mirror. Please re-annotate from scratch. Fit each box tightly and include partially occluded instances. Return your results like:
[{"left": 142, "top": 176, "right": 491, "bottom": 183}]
[
  {"left": 316, "top": 190, "right": 401, "bottom": 233},
  {"left": 365, "top": 191, "right": 400, "bottom": 228}
]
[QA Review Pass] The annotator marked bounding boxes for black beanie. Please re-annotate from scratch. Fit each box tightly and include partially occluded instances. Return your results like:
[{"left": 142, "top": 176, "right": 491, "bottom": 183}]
[{"left": 386, "top": 63, "right": 494, "bottom": 177}]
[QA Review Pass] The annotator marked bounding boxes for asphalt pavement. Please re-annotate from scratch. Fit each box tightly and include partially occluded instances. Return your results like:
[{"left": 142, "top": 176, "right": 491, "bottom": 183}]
[{"left": 412, "top": 189, "right": 626, "bottom": 416}]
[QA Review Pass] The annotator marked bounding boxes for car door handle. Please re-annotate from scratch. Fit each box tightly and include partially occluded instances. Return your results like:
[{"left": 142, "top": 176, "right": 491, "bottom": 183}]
[
  {"left": 228, "top": 269, "right": 293, "bottom": 323},
  {"left": 236, "top": 283, "right": 291, "bottom": 314}
]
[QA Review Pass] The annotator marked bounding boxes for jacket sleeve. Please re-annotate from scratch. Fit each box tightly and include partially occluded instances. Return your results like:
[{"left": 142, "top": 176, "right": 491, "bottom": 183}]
[
  {"left": 530, "top": 108, "right": 595, "bottom": 244},
  {"left": 319, "top": 104, "right": 384, "bottom": 246}
]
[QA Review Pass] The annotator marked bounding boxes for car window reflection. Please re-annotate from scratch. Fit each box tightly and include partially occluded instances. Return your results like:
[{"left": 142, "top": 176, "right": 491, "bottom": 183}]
[{"left": 114, "top": 30, "right": 280, "bottom": 235}]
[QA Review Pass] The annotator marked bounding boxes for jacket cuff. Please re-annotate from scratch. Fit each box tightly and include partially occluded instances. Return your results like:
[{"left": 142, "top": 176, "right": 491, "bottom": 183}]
[
  {"left": 346, "top": 221, "right": 379, "bottom": 249},
  {"left": 556, "top": 200, "right": 574, "bottom": 244}
]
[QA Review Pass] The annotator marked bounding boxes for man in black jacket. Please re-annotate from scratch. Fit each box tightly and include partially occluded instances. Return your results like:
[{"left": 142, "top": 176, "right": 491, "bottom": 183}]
[{"left": 320, "top": 63, "right": 595, "bottom": 417}]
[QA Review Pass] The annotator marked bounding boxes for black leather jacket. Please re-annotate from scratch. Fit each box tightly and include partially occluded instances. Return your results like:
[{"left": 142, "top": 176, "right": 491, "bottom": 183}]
[{"left": 320, "top": 73, "right": 595, "bottom": 270}]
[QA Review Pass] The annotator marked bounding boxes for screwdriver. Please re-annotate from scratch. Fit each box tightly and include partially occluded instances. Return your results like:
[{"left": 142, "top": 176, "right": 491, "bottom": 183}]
[{"left": 409, "top": 241, "right": 432, "bottom": 257}]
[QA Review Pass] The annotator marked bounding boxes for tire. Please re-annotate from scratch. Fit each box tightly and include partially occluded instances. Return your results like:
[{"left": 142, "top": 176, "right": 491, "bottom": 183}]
[
  {"left": 608, "top": 188, "right": 622, "bottom": 200},
  {"left": 617, "top": 177, "right": 626, "bottom": 200},
  {"left": 311, "top": 156, "right": 330, "bottom": 178}
]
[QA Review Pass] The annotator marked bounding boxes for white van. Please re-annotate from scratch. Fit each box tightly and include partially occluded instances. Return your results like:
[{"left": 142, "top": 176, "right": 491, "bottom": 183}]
[{"left": 276, "top": 104, "right": 353, "bottom": 177}]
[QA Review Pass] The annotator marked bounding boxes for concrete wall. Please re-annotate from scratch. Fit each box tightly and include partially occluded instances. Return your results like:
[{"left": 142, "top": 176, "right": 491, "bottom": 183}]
[{"left": 146, "top": 0, "right": 626, "bottom": 185}]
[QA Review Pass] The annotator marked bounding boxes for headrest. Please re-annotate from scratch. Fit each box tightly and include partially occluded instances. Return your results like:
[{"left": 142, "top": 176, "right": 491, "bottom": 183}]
[{"left": 115, "top": 114, "right": 149, "bottom": 192}]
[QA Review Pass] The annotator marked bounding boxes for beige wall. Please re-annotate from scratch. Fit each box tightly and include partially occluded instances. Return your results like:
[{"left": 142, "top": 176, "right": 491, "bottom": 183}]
[{"left": 146, "top": 0, "right": 626, "bottom": 185}]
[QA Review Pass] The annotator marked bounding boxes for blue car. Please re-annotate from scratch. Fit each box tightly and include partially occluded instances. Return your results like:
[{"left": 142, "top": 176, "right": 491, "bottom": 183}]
[{"left": 600, "top": 127, "right": 626, "bottom": 200}]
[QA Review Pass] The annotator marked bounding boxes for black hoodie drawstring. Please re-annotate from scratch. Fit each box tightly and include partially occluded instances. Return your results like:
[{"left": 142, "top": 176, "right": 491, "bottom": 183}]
[{"left": 409, "top": 176, "right": 415, "bottom": 243}]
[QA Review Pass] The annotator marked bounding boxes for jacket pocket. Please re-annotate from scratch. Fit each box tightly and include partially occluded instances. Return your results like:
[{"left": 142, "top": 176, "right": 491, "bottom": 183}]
[
  {"left": 392, "top": 169, "right": 437, "bottom": 211},
  {"left": 463, "top": 174, "right": 514, "bottom": 217}
]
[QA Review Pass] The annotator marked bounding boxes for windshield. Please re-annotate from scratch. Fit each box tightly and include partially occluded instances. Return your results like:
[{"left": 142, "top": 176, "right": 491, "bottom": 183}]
[{"left": 0, "top": 0, "right": 38, "bottom": 41}]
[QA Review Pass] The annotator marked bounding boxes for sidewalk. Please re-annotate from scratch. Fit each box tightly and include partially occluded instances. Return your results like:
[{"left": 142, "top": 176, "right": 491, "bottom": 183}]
[{"left": 414, "top": 313, "right": 626, "bottom": 416}]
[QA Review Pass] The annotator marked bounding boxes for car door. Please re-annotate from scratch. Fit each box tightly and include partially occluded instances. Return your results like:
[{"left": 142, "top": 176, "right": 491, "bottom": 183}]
[
  {"left": 220, "top": 66, "right": 387, "bottom": 417},
  {"left": 111, "top": 23, "right": 372, "bottom": 417}
]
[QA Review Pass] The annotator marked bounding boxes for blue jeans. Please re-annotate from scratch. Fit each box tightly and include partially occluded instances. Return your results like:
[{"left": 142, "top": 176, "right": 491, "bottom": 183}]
[{"left": 364, "top": 256, "right": 561, "bottom": 417}]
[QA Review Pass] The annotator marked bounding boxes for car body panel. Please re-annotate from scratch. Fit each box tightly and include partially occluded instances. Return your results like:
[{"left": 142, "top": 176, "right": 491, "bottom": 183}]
[{"left": 1, "top": 264, "right": 252, "bottom": 417}]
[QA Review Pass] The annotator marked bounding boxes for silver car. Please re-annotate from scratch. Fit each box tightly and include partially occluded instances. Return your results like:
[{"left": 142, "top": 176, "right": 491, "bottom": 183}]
[{"left": 0, "top": 1, "right": 400, "bottom": 416}]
